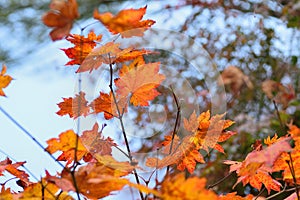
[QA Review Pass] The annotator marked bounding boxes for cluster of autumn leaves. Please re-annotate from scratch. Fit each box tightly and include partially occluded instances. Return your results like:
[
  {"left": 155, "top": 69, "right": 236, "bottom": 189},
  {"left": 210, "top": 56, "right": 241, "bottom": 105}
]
[{"left": 0, "top": 0, "right": 300, "bottom": 199}]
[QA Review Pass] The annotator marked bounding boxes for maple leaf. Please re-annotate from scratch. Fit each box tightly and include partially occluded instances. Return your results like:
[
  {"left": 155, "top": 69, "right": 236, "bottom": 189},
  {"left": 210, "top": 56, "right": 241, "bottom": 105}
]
[
  {"left": 89, "top": 92, "right": 127, "bottom": 120},
  {"left": 15, "top": 179, "right": 73, "bottom": 199},
  {"left": 245, "top": 137, "right": 292, "bottom": 167},
  {"left": 115, "top": 59, "right": 165, "bottom": 106},
  {"left": 0, "top": 158, "right": 31, "bottom": 188},
  {"left": 0, "top": 64, "right": 13, "bottom": 97},
  {"left": 146, "top": 136, "right": 205, "bottom": 174},
  {"left": 158, "top": 173, "right": 218, "bottom": 200},
  {"left": 42, "top": 0, "right": 79, "bottom": 41},
  {"left": 78, "top": 42, "right": 152, "bottom": 73},
  {"left": 93, "top": 6, "right": 155, "bottom": 38},
  {"left": 223, "top": 138, "right": 290, "bottom": 194},
  {"left": 184, "top": 110, "right": 235, "bottom": 152},
  {"left": 45, "top": 130, "right": 88, "bottom": 165},
  {"left": 225, "top": 160, "right": 281, "bottom": 194},
  {"left": 219, "top": 65, "right": 253, "bottom": 94},
  {"left": 0, "top": 186, "right": 14, "bottom": 199},
  {"left": 61, "top": 32, "right": 102, "bottom": 66},
  {"left": 56, "top": 91, "right": 90, "bottom": 119},
  {"left": 264, "top": 134, "right": 279, "bottom": 146},
  {"left": 262, "top": 80, "right": 295, "bottom": 109},
  {"left": 80, "top": 123, "right": 117, "bottom": 156},
  {"left": 55, "top": 155, "right": 137, "bottom": 199}
]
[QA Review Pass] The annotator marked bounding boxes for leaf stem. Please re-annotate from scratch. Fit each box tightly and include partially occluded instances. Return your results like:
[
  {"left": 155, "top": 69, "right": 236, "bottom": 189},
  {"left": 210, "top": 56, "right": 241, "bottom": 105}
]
[{"left": 108, "top": 54, "right": 144, "bottom": 200}]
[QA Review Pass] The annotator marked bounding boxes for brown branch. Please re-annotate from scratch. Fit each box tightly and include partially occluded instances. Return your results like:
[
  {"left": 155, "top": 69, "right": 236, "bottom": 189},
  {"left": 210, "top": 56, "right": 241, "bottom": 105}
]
[
  {"left": 166, "top": 87, "right": 181, "bottom": 176},
  {"left": 108, "top": 54, "right": 144, "bottom": 200},
  {"left": 288, "top": 152, "right": 300, "bottom": 200}
]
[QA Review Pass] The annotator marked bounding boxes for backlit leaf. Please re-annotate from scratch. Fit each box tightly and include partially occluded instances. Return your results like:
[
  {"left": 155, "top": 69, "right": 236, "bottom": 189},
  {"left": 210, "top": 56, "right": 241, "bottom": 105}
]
[
  {"left": 61, "top": 32, "right": 102, "bottom": 66},
  {"left": 0, "top": 64, "right": 13, "bottom": 97},
  {"left": 80, "top": 123, "right": 117, "bottom": 156},
  {"left": 42, "top": 0, "right": 79, "bottom": 41},
  {"left": 45, "top": 130, "right": 88, "bottom": 165},
  {"left": 89, "top": 92, "right": 127, "bottom": 120},
  {"left": 159, "top": 173, "right": 218, "bottom": 200},
  {"left": 56, "top": 91, "right": 90, "bottom": 119},
  {"left": 115, "top": 59, "right": 165, "bottom": 106},
  {"left": 93, "top": 6, "right": 155, "bottom": 38}
]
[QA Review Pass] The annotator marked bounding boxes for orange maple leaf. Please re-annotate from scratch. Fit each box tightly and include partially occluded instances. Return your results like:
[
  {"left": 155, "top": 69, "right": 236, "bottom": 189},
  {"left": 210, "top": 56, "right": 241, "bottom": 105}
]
[
  {"left": 224, "top": 160, "right": 281, "bottom": 194},
  {"left": 158, "top": 173, "right": 218, "bottom": 200},
  {"left": 272, "top": 124, "right": 300, "bottom": 185},
  {"left": 78, "top": 42, "right": 152, "bottom": 73},
  {"left": 146, "top": 111, "right": 234, "bottom": 174},
  {"left": 0, "top": 158, "right": 31, "bottom": 188},
  {"left": 42, "top": 0, "right": 79, "bottom": 41},
  {"left": 94, "top": 6, "right": 155, "bottom": 38},
  {"left": 61, "top": 32, "right": 102, "bottom": 66},
  {"left": 0, "top": 64, "right": 13, "bottom": 97},
  {"left": 45, "top": 130, "right": 88, "bottom": 165},
  {"left": 80, "top": 123, "right": 116, "bottom": 156},
  {"left": 218, "top": 192, "right": 254, "bottom": 200},
  {"left": 56, "top": 91, "right": 90, "bottom": 119},
  {"left": 55, "top": 155, "right": 137, "bottom": 199},
  {"left": 184, "top": 110, "right": 235, "bottom": 153},
  {"left": 115, "top": 58, "right": 165, "bottom": 106},
  {"left": 89, "top": 92, "right": 127, "bottom": 120},
  {"left": 146, "top": 136, "right": 205, "bottom": 174},
  {"left": 14, "top": 178, "right": 72, "bottom": 199}
]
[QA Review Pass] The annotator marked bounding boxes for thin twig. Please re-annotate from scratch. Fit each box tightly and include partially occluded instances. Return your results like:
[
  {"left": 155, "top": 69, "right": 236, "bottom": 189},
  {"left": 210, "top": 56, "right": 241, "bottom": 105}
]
[
  {"left": 166, "top": 87, "right": 181, "bottom": 176},
  {"left": 266, "top": 185, "right": 298, "bottom": 199},
  {"left": 273, "top": 100, "right": 285, "bottom": 134},
  {"left": 207, "top": 172, "right": 233, "bottom": 189},
  {"left": 288, "top": 152, "right": 300, "bottom": 200},
  {"left": 107, "top": 54, "right": 144, "bottom": 200},
  {"left": 254, "top": 187, "right": 266, "bottom": 200}
]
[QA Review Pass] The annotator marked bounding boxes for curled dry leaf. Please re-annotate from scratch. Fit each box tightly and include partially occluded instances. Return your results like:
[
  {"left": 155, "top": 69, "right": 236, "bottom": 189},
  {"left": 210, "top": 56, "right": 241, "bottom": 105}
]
[
  {"left": 42, "top": 0, "right": 79, "bottom": 41},
  {"left": 262, "top": 80, "right": 295, "bottom": 108},
  {"left": 219, "top": 65, "right": 253, "bottom": 95},
  {"left": 0, "top": 158, "right": 31, "bottom": 188},
  {"left": 94, "top": 6, "right": 155, "bottom": 38}
]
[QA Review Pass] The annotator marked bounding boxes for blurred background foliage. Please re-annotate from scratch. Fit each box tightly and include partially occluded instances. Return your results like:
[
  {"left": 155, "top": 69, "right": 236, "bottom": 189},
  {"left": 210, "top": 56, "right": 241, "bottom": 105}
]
[{"left": 1, "top": 0, "right": 300, "bottom": 198}]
